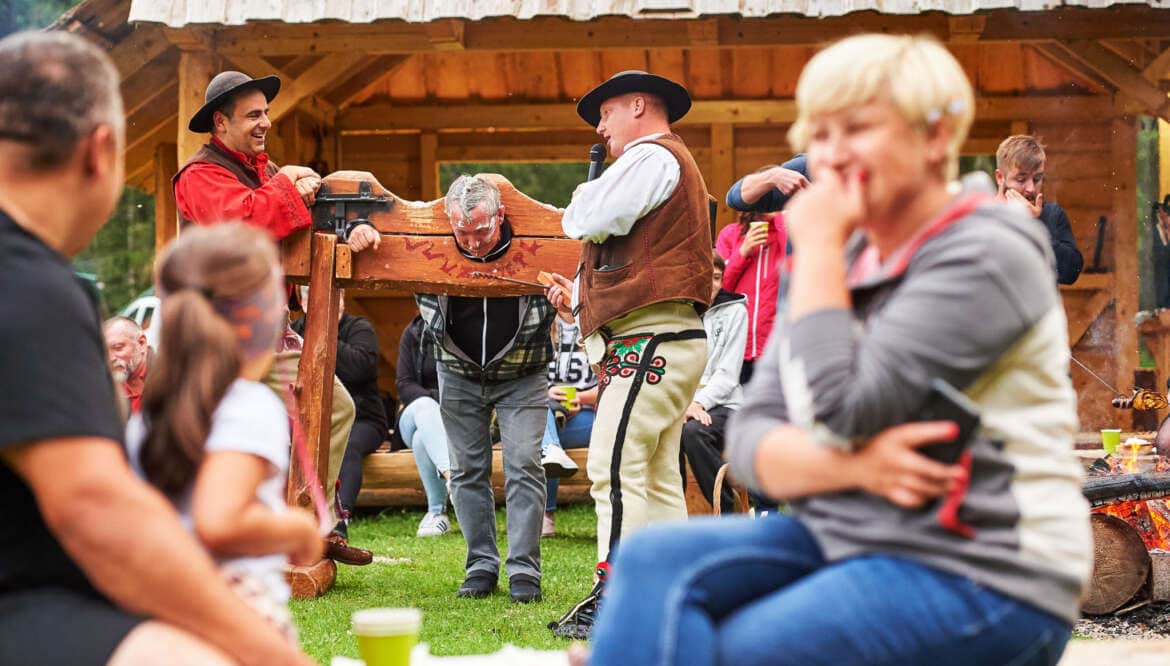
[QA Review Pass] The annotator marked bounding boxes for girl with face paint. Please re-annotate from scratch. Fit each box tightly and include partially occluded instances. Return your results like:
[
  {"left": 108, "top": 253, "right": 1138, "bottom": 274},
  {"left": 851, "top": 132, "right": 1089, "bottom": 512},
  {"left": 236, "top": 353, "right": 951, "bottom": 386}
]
[{"left": 124, "top": 222, "right": 322, "bottom": 642}]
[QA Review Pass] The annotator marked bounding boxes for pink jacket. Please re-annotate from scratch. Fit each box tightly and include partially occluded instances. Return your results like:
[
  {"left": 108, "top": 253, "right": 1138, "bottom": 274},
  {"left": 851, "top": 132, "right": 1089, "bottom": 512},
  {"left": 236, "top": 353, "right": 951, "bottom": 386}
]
[{"left": 715, "top": 217, "right": 787, "bottom": 362}]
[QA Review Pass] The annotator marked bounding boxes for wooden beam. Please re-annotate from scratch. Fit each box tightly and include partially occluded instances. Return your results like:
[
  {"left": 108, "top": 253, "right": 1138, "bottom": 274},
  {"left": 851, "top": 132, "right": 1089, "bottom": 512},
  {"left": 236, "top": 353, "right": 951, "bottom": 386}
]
[
  {"left": 1033, "top": 43, "right": 1114, "bottom": 92},
  {"left": 425, "top": 19, "right": 465, "bottom": 51},
  {"left": 1143, "top": 46, "right": 1170, "bottom": 82},
  {"left": 420, "top": 132, "right": 438, "bottom": 199},
  {"left": 268, "top": 52, "right": 369, "bottom": 122},
  {"left": 109, "top": 25, "right": 172, "bottom": 81},
  {"left": 341, "top": 96, "right": 1112, "bottom": 132},
  {"left": 209, "top": 9, "right": 1170, "bottom": 56},
  {"left": 1068, "top": 290, "right": 1113, "bottom": 346},
  {"left": 221, "top": 54, "right": 286, "bottom": 81},
  {"left": 124, "top": 83, "right": 178, "bottom": 157},
  {"left": 709, "top": 123, "right": 734, "bottom": 233},
  {"left": 1043, "top": 40, "right": 1170, "bottom": 121},
  {"left": 291, "top": 232, "right": 340, "bottom": 509},
  {"left": 153, "top": 143, "right": 179, "bottom": 256},
  {"left": 177, "top": 50, "right": 214, "bottom": 164},
  {"left": 121, "top": 49, "right": 181, "bottom": 119},
  {"left": 1161, "top": 119, "right": 1170, "bottom": 200},
  {"left": 1112, "top": 116, "right": 1139, "bottom": 423},
  {"left": 323, "top": 55, "right": 412, "bottom": 107}
]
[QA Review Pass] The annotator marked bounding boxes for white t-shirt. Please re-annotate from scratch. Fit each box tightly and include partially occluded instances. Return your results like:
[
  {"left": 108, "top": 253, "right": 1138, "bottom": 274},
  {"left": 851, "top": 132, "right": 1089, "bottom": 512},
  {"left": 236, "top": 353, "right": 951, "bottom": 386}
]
[{"left": 126, "top": 378, "right": 292, "bottom": 603}]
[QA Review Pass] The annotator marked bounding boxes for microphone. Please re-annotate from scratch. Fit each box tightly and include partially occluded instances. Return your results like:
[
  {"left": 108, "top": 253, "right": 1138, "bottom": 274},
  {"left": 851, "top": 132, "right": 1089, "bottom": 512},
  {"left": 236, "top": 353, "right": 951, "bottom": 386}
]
[{"left": 587, "top": 143, "right": 606, "bottom": 182}]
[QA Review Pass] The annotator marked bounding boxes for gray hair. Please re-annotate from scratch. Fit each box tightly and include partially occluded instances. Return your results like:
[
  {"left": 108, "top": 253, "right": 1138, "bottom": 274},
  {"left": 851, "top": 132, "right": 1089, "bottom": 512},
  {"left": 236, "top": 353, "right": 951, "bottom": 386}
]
[
  {"left": 444, "top": 174, "right": 500, "bottom": 226},
  {"left": 0, "top": 31, "right": 124, "bottom": 171},
  {"left": 103, "top": 315, "right": 143, "bottom": 336}
]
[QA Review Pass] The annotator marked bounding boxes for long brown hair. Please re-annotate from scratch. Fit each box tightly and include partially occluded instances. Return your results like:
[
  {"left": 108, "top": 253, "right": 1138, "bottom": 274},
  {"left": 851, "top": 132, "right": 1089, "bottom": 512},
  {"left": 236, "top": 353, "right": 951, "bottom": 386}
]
[{"left": 139, "top": 223, "right": 279, "bottom": 497}]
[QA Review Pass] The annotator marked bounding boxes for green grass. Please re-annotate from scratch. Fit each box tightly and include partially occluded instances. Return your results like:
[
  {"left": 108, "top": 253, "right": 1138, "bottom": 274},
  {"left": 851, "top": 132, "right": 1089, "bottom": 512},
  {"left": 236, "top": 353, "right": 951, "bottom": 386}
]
[{"left": 292, "top": 504, "right": 597, "bottom": 663}]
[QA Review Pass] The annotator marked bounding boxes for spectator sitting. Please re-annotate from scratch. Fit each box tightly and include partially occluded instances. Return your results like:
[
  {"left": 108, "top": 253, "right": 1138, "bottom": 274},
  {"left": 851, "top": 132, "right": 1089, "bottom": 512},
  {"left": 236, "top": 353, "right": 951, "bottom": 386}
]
[
  {"left": 395, "top": 313, "right": 453, "bottom": 537},
  {"left": 127, "top": 223, "right": 323, "bottom": 642},
  {"left": 540, "top": 312, "right": 596, "bottom": 537},
  {"left": 293, "top": 288, "right": 389, "bottom": 544},
  {"left": 680, "top": 250, "right": 747, "bottom": 513},
  {"left": 585, "top": 33, "right": 1090, "bottom": 666},
  {"left": 103, "top": 315, "right": 153, "bottom": 414},
  {"left": 714, "top": 212, "right": 785, "bottom": 383},
  {"left": 0, "top": 31, "right": 312, "bottom": 666}
]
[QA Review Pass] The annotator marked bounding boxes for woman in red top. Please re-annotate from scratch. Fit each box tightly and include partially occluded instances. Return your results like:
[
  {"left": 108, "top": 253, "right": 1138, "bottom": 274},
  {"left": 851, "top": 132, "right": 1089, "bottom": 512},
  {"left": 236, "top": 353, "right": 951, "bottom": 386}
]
[{"left": 714, "top": 211, "right": 787, "bottom": 383}]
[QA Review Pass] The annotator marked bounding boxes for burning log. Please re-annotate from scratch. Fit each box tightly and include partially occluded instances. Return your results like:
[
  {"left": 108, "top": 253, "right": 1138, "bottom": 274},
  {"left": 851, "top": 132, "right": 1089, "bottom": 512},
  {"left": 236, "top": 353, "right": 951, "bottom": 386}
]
[
  {"left": 1083, "top": 513, "right": 1151, "bottom": 615},
  {"left": 1082, "top": 472, "right": 1170, "bottom": 507}
]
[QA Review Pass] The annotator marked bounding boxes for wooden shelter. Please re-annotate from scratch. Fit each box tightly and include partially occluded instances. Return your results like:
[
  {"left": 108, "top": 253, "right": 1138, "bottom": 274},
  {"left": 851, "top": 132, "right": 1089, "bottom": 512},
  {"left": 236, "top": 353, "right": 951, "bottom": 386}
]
[{"left": 54, "top": 0, "right": 1170, "bottom": 432}]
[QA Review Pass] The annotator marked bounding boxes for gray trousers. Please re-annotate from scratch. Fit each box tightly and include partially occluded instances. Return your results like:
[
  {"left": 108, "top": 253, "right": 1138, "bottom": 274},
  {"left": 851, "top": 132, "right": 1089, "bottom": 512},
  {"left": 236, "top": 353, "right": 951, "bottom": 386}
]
[{"left": 437, "top": 367, "right": 546, "bottom": 581}]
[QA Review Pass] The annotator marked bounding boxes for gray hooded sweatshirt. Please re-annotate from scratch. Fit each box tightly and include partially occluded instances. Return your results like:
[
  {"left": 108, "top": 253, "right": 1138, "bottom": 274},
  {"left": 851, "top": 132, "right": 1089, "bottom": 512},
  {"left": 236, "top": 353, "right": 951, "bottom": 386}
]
[{"left": 727, "top": 194, "right": 1091, "bottom": 624}]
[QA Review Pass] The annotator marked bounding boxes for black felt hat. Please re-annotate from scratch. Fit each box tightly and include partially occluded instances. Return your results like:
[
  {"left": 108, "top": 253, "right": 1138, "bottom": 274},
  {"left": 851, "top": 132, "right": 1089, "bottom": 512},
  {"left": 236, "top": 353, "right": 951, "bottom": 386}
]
[
  {"left": 187, "top": 71, "right": 281, "bottom": 133},
  {"left": 576, "top": 70, "right": 691, "bottom": 127}
]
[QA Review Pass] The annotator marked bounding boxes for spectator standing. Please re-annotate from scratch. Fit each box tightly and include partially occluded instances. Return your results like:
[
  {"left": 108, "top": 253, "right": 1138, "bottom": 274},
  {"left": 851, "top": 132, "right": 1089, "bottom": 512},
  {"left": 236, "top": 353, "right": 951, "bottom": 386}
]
[
  {"left": 995, "top": 135, "right": 1084, "bottom": 285},
  {"left": 0, "top": 31, "right": 311, "bottom": 666},
  {"left": 103, "top": 316, "right": 153, "bottom": 414},
  {"left": 540, "top": 314, "right": 596, "bottom": 537},
  {"left": 416, "top": 174, "right": 555, "bottom": 604},
  {"left": 395, "top": 314, "right": 453, "bottom": 537},
  {"left": 714, "top": 212, "right": 785, "bottom": 383}
]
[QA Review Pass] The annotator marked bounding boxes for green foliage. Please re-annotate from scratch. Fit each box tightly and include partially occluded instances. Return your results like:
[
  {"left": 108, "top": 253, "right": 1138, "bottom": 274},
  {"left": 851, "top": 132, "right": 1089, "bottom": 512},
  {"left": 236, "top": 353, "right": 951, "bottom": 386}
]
[
  {"left": 440, "top": 162, "right": 589, "bottom": 208},
  {"left": 293, "top": 505, "right": 597, "bottom": 662},
  {"left": 72, "top": 189, "right": 156, "bottom": 316},
  {"left": 0, "top": 0, "right": 76, "bottom": 35}
]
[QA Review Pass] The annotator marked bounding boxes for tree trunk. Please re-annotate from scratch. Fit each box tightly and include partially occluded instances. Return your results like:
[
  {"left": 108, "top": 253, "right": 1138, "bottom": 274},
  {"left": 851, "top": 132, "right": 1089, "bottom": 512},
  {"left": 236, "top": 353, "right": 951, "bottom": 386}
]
[{"left": 1083, "top": 513, "right": 1152, "bottom": 615}]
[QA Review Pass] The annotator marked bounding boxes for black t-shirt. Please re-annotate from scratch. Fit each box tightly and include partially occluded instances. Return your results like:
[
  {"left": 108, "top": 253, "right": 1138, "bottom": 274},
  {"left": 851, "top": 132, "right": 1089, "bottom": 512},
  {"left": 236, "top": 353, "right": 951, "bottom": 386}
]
[{"left": 0, "top": 208, "right": 123, "bottom": 595}]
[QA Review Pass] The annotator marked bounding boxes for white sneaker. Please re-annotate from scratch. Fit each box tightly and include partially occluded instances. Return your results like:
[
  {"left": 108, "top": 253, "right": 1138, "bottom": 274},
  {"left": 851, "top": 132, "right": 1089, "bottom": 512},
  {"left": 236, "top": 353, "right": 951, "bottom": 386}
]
[
  {"left": 541, "top": 446, "right": 579, "bottom": 479},
  {"left": 542, "top": 512, "right": 556, "bottom": 538},
  {"left": 417, "top": 512, "right": 451, "bottom": 537}
]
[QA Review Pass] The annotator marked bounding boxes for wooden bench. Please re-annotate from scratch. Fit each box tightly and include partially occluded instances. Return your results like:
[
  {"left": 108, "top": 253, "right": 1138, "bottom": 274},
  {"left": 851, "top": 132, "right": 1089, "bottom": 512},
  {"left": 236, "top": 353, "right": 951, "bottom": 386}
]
[{"left": 356, "top": 446, "right": 744, "bottom": 514}]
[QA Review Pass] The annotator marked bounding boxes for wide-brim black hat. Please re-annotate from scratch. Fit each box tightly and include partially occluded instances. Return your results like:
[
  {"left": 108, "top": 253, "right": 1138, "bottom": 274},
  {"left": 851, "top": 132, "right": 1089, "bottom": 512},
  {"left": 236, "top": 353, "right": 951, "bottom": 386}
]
[
  {"left": 576, "top": 70, "right": 691, "bottom": 127},
  {"left": 188, "top": 71, "right": 281, "bottom": 133}
]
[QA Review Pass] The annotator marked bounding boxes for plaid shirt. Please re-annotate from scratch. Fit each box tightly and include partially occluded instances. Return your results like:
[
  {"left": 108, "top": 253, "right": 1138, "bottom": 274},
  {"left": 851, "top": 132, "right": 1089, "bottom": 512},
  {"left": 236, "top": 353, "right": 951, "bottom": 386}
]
[{"left": 415, "top": 293, "right": 554, "bottom": 384}]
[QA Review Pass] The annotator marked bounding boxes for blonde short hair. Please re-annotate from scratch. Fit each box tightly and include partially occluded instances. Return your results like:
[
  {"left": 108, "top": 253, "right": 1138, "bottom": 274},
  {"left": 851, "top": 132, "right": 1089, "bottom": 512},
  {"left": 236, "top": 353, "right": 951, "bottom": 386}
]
[
  {"left": 788, "top": 34, "right": 974, "bottom": 181},
  {"left": 996, "top": 135, "right": 1046, "bottom": 173}
]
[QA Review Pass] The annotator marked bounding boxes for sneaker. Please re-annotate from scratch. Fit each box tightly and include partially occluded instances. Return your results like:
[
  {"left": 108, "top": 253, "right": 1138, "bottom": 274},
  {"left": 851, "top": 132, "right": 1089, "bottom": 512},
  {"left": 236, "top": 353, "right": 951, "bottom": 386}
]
[
  {"left": 549, "top": 579, "right": 603, "bottom": 640},
  {"left": 510, "top": 574, "right": 542, "bottom": 603},
  {"left": 542, "top": 512, "right": 556, "bottom": 538},
  {"left": 416, "top": 512, "right": 450, "bottom": 538},
  {"left": 457, "top": 572, "right": 497, "bottom": 599},
  {"left": 541, "top": 445, "right": 579, "bottom": 479}
]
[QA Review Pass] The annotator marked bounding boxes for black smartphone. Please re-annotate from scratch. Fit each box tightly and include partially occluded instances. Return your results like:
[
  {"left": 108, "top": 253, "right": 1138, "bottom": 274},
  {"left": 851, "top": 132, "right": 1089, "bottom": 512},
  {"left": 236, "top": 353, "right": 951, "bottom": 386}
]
[{"left": 915, "top": 378, "right": 981, "bottom": 464}]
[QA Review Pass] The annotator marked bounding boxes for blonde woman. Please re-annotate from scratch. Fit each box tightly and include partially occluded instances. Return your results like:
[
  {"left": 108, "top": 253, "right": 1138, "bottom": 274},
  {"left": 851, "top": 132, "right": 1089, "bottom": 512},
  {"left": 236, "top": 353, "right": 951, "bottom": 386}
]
[{"left": 585, "top": 34, "right": 1090, "bottom": 666}]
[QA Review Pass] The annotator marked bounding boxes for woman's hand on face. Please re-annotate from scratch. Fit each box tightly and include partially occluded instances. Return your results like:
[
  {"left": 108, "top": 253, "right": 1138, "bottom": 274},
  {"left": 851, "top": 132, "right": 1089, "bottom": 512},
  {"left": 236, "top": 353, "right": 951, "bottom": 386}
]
[
  {"left": 785, "top": 167, "right": 866, "bottom": 252},
  {"left": 850, "top": 421, "right": 966, "bottom": 510},
  {"left": 738, "top": 223, "right": 769, "bottom": 258}
]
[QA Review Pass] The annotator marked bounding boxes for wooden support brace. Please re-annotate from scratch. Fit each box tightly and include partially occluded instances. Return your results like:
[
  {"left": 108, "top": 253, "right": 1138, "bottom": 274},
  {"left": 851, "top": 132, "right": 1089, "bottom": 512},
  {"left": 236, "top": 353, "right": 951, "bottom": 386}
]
[
  {"left": 290, "top": 233, "right": 340, "bottom": 510},
  {"left": 268, "top": 52, "right": 370, "bottom": 123},
  {"left": 177, "top": 50, "right": 214, "bottom": 164},
  {"left": 1044, "top": 40, "right": 1170, "bottom": 121},
  {"left": 152, "top": 143, "right": 178, "bottom": 255}
]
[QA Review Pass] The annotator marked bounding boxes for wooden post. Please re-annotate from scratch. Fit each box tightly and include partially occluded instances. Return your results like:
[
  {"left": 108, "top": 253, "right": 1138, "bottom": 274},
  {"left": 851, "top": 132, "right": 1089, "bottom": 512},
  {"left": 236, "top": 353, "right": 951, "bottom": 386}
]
[
  {"left": 177, "top": 50, "right": 213, "bottom": 164},
  {"left": 420, "top": 131, "right": 438, "bottom": 199},
  {"left": 291, "top": 232, "right": 341, "bottom": 510},
  {"left": 1160, "top": 119, "right": 1170, "bottom": 200},
  {"left": 709, "top": 123, "right": 734, "bottom": 234},
  {"left": 1113, "top": 117, "right": 1140, "bottom": 427},
  {"left": 152, "top": 142, "right": 178, "bottom": 255}
]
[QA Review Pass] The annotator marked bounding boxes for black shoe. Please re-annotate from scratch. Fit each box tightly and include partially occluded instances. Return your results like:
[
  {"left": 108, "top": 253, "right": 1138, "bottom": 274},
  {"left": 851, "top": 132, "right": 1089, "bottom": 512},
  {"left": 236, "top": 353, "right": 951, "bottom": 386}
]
[
  {"left": 510, "top": 574, "right": 542, "bottom": 603},
  {"left": 548, "top": 579, "right": 603, "bottom": 639},
  {"left": 456, "top": 572, "right": 497, "bottom": 599}
]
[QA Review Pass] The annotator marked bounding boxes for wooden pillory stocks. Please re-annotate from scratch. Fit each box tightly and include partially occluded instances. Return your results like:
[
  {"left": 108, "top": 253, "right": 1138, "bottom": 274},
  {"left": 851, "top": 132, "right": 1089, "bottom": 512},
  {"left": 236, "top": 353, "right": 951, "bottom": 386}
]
[{"left": 280, "top": 171, "right": 579, "bottom": 597}]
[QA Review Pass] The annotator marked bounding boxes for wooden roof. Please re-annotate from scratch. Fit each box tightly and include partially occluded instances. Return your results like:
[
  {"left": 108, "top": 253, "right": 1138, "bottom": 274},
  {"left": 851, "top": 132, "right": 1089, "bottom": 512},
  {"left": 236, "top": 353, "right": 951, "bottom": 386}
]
[{"left": 126, "top": 0, "right": 1166, "bottom": 26}]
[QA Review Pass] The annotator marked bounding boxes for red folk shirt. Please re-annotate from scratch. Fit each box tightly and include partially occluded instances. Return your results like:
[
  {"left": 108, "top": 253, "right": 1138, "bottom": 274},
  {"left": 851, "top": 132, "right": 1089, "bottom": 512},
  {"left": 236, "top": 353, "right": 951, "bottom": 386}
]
[{"left": 173, "top": 136, "right": 311, "bottom": 240}]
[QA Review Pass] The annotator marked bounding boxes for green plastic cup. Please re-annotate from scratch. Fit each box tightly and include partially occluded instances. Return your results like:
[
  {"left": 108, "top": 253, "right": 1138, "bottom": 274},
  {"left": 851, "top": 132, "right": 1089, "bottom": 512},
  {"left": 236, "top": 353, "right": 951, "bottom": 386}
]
[
  {"left": 559, "top": 386, "right": 578, "bottom": 411},
  {"left": 352, "top": 608, "right": 420, "bottom": 666},
  {"left": 1101, "top": 429, "right": 1122, "bottom": 455}
]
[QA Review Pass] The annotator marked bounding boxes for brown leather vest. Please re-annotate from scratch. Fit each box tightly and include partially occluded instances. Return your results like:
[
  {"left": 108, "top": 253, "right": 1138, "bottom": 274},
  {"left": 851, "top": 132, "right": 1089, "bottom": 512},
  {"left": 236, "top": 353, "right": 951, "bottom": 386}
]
[
  {"left": 172, "top": 141, "right": 280, "bottom": 226},
  {"left": 575, "top": 133, "right": 713, "bottom": 337}
]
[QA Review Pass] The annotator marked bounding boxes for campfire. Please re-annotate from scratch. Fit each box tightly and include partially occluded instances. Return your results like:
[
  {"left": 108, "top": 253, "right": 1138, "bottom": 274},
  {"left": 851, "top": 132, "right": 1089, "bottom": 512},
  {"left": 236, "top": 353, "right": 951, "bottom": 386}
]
[{"left": 1083, "top": 436, "right": 1170, "bottom": 615}]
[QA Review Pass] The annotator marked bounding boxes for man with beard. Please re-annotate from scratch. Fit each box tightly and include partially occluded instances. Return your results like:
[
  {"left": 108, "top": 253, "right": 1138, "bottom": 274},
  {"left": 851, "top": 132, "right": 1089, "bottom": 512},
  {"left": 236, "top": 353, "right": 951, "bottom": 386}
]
[{"left": 102, "top": 316, "right": 153, "bottom": 415}]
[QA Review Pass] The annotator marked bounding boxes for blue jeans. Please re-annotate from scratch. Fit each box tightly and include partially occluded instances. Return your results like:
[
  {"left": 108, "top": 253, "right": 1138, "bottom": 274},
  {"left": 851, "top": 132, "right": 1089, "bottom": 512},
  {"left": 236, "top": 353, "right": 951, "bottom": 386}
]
[
  {"left": 590, "top": 514, "right": 1071, "bottom": 666},
  {"left": 399, "top": 397, "right": 450, "bottom": 515},
  {"left": 542, "top": 407, "right": 595, "bottom": 512}
]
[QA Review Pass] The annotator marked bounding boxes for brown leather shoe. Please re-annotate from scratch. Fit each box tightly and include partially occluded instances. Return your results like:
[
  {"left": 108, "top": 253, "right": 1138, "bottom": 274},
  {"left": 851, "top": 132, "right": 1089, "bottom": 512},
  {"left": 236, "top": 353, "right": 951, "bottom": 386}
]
[{"left": 324, "top": 534, "right": 373, "bottom": 566}]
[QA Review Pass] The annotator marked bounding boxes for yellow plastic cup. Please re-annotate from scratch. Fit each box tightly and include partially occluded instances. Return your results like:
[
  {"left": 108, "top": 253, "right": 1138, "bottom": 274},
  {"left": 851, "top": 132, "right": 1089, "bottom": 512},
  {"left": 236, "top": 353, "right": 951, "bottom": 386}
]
[
  {"left": 1101, "top": 429, "right": 1122, "bottom": 455},
  {"left": 749, "top": 220, "right": 769, "bottom": 234},
  {"left": 559, "top": 386, "right": 578, "bottom": 411},
  {"left": 352, "top": 608, "right": 420, "bottom": 666}
]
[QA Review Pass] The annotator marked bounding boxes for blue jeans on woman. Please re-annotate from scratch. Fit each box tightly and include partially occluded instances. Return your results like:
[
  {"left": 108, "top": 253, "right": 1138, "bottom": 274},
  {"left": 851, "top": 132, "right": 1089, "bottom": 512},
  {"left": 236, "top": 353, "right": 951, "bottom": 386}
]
[
  {"left": 399, "top": 397, "right": 450, "bottom": 515},
  {"left": 542, "top": 407, "right": 595, "bottom": 512},
  {"left": 590, "top": 514, "right": 1071, "bottom": 666}
]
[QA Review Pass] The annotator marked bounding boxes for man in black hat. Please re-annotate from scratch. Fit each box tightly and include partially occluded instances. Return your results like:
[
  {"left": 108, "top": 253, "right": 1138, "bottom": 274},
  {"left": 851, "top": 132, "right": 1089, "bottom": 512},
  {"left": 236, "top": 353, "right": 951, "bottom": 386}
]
[
  {"left": 173, "top": 71, "right": 378, "bottom": 567},
  {"left": 544, "top": 71, "right": 712, "bottom": 639}
]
